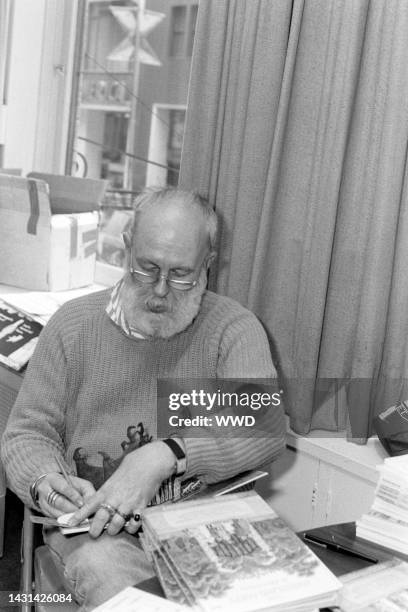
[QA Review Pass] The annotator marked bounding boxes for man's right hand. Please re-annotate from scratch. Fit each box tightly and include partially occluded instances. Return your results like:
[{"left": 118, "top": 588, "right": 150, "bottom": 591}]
[{"left": 36, "top": 473, "right": 96, "bottom": 518}]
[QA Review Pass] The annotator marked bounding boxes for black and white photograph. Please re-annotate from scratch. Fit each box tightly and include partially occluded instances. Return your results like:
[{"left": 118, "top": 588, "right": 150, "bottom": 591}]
[{"left": 1, "top": 0, "right": 408, "bottom": 610}]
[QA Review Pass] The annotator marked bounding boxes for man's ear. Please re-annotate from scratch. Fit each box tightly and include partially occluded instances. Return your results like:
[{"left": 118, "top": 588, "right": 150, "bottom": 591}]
[{"left": 122, "top": 232, "right": 132, "bottom": 250}]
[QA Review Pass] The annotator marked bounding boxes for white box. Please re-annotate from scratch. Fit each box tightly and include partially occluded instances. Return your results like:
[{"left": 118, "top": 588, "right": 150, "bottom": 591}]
[{"left": 0, "top": 173, "right": 107, "bottom": 291}]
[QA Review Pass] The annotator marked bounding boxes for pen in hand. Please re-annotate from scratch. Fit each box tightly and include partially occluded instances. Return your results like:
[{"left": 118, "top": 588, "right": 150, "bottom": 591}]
[{"left": 55, "top": 455, "right": 83, "bottom": 508}]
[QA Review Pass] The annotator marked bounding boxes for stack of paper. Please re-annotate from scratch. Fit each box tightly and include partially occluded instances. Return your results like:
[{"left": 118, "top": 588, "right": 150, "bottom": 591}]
[
  {"left": 141, "top": 490, "right": 341, "bottom": 612},
  {"left": 93, "top": 586, "right": 186, "bottom": 611},
  {"left": 339, "top": 558, "right": 408, "bottom": 612},
  {"left": 356, "top": 455, "right": 408, "bottom": 553}
]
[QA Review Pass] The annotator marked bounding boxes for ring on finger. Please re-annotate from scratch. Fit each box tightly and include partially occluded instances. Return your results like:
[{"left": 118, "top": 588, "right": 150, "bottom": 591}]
[
  {"left": 100, "top": 502, "right": 117, "bottom": 518},
  {"left": 115, "top": 509, "right": 132, "bottom": 522},
  {"left": 47, "top": 489, "right": 60, "bottom": 507}
]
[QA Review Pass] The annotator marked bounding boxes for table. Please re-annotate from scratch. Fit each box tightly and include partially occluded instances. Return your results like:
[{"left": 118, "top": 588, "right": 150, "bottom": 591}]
[
  {"left": 135, "top": 522, "right": 406, "bottom": 605},
  {"left": 299, "top": 522, "right": 404, "bottom": 575}
]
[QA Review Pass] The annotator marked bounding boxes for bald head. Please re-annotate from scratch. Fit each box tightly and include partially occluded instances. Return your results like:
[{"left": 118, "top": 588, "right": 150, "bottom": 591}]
[{"left": 130, "top": 187, "right": 217, "bottom": 253}]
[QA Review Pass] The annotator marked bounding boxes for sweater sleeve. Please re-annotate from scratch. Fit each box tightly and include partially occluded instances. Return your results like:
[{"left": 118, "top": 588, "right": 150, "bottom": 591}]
[
  {"left": 183, "top": 310, "right": 285, "bottom": 483},
  {"left": 1, "top": 309, "right": 74, "bottom": 506}
]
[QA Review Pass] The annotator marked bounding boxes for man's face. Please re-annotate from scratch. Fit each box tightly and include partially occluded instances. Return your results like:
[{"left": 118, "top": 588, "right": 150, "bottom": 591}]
[{"left": 120, "top": 201, "right": 210, "bottom": 339}]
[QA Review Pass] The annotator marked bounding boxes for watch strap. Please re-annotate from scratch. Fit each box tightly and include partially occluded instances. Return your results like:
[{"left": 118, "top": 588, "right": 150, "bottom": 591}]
[{"left": 162, "top": 438, "right": 186, "bottom": 476}]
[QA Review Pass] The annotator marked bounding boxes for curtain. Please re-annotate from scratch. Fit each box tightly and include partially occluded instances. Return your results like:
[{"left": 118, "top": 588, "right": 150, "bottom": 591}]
[{"left": 180, "top": 0, "right": 408, "bottom": 440}]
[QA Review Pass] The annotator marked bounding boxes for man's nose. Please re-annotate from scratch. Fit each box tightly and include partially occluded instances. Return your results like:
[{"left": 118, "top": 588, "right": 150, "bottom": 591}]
[{"left": 153, "top": 275, "right": 170, "bottom": 297}]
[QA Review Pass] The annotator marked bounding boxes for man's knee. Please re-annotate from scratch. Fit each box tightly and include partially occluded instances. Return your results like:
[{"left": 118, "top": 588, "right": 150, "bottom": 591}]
[{"left": 45, "top": 531, "right": 154, "bottom": 610}]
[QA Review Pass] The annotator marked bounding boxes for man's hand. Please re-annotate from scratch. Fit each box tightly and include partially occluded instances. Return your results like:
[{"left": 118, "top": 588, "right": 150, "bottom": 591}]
[
  {"left": 69, "top": 441, "right": 176, "bottom": 538},
  {"left": 37, "top": 473, "right": 96, "bottom": 518}
]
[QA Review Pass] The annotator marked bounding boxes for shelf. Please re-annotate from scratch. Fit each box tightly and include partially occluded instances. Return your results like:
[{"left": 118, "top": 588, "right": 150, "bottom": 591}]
[{"left": 80, "top": 103, "right": 131, "bottom": 113}]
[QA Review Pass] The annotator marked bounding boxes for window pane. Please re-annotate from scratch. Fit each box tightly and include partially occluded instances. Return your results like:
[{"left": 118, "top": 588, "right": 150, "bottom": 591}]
[
  {"left": 68, "top": 0, "right": 197, "bottom": 269},
  {"left": 170, "top": 6, "right": 187, "bottom": 56}
]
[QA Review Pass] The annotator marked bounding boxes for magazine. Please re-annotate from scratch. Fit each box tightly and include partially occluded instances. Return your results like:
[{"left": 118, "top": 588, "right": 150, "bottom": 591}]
[
  {"left": 0, "top": 299, "right": 43, "bottom": 370},
  {"left": 142, "top": 490, "right": 341, "bottom": 612}
]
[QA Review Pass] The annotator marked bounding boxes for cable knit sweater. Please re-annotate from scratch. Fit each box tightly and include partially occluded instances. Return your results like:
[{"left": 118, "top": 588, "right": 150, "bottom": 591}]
[{"left": 1, "top": 289, "right": 285, "bottom": 506}]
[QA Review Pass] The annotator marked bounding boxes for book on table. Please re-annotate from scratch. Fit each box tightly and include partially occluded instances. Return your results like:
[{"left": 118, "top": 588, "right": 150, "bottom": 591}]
[
  {"left": 0, "top": 299, "right": 44, "bottom": 370},
  {"left": 339, "top": 558, "right": 408, "bottom": 612},
  {"left": 141, "top": 489, "right": 342, "bottom": 612},
  {"left": 39, "top": 470, "right": 269, "bottom": 535},
  {"left": 92, "top": 585, "right": 185, "bottom": 611}
]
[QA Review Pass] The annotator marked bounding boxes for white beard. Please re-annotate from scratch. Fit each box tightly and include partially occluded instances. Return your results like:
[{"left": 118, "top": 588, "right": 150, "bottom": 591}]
[{"left": 119, "top": 269, "right": 207, "bottom": 339}]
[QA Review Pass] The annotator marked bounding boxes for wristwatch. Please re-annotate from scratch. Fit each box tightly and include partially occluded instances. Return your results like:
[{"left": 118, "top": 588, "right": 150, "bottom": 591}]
[{"left": 162, "top": 438, "right": 186, "bottom": 477}]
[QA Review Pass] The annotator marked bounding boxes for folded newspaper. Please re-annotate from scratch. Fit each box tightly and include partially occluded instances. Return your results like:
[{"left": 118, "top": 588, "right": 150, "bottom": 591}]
[{"left": 141, "top": 490, "right": 341, "bottom": 612}]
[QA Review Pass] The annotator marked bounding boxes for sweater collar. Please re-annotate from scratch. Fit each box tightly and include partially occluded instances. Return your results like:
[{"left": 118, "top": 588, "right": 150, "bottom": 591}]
[{"left": 106, "top": 280, "right": 146, "bottom": 340}]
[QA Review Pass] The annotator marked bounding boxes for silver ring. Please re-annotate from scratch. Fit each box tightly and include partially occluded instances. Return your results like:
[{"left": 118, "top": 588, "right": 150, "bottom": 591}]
[
  {"left": 133, "top": 512, "right": 141, "bottom": 522},
  {"left": 115, "top": 509, "right": 132, "bottom": 522},
  {"left": 47, "top": 489, "right": 60, "bottom": 507},
  {"left": 100, "top": 503, "right": 117, "bottom": 518}
]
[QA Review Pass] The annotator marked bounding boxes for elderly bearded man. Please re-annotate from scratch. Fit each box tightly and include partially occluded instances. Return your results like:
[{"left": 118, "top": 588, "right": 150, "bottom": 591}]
[{"left": 2, "top": 187, "right": 285, "bottom": 610}]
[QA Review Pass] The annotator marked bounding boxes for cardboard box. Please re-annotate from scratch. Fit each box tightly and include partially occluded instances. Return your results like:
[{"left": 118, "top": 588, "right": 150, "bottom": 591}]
[{"left": 0, "top": 173, "right": 108, "bottom": 291}]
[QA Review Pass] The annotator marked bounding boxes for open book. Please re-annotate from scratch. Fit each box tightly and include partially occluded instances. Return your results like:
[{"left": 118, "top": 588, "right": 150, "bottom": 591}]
[{"left": 141, "top": 490, "right": 342, "bottom": 612}]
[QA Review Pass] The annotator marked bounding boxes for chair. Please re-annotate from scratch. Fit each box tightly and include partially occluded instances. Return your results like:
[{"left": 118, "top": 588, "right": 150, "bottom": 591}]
[
  {"left": 0, "top": 465, "right": 6, "bottom": 557},
  {"left": 20, "top": 507, "right": 78, "bottom": 612}
]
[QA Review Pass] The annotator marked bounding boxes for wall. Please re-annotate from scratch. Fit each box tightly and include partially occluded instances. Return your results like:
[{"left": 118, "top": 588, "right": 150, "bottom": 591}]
[{"left": 257, "top": 423, "right": 388, "bottom": 531}]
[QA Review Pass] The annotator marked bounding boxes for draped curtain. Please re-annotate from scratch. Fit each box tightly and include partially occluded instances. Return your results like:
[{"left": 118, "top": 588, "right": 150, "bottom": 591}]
[{"left": 180, "top": 0, "right": 408, "bottom": 440}]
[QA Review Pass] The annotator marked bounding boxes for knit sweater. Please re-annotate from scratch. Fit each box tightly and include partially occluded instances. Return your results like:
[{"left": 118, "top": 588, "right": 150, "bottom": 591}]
[{"left": 1, "top": 289, "right": 285, "bottom": 506}]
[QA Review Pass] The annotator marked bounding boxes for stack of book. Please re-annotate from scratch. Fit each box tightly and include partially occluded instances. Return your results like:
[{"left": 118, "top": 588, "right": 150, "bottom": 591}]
[
  {"left": 356, "top": 455, "right": 408, "bottom": 554},
  {"left": 340, "top": 558, "right": 408, "bottom": 612},
  {"left": 0, "top": 299, "right": 44, "bottom": 371},
  {"left": 140, "top": 490, "right": 342, "bottom": 612}
]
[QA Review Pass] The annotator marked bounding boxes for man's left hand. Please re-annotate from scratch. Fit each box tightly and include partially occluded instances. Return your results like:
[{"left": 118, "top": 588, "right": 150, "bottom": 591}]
[{"left": 69, "top": 441, "right": 176, "bottom": 537}]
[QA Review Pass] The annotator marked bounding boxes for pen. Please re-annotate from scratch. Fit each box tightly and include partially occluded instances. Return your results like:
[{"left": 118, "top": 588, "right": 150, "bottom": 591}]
[
  {"left": 55, "top": 455, "right": 76, "bottom": 489},
  {"left": 303, "top": 533, "right": 378, "bottom": 564}
]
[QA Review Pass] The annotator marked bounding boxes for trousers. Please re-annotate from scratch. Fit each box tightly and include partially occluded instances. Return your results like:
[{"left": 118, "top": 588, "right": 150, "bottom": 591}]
[{"left": 43, "top": 527, "right": 156, "bottom": 611}]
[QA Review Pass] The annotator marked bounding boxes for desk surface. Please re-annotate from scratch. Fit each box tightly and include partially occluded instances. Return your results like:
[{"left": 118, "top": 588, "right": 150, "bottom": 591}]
[
  {"left": 299, "top": 522, "right": 405, "bottom": 577},
  {"left": 136, "top": 522, "right": 404, "bottom": 603}
]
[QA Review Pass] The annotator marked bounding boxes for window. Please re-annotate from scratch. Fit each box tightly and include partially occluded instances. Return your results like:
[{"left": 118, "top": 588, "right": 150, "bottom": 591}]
[
  {"left": 169, "top": 6, "right": 187, "bottom": 57},
  {"left": 66, "top": 1, "right": 198, "bottom": 282},
  {"left": 167, "top": 109, "right": 185, "bottom": 185},
  {"left": 169, "top": 3, "right": 198, "bottom": 58}
]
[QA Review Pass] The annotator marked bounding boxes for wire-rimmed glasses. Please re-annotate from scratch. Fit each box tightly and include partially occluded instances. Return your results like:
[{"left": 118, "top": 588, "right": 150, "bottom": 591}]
[{"left": 128, "top": 247, "right": 198, "bottom": 291}]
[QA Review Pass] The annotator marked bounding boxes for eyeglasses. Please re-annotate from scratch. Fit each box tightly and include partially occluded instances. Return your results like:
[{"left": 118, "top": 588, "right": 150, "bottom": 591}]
[{"left": 128, "top": 247, "right": 198, "bottom": 291}]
